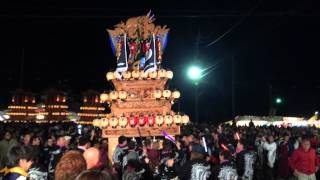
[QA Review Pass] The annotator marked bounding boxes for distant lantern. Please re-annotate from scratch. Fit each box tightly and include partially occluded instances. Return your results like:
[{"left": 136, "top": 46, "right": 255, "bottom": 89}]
[
  {"left": 166, "top": 70, "right": 173, "bottom": 79},
  {"left": 118, "top": 91, "right": 127, "bottom": 100},
  {"left": 172, "top": 91, "right": 181, "bottom": 99},
  {"left": 154, "top": 90, "right": 162, "bottom": 99},
  {"left": 62, "top": 97, "right": 66, "bottom": 103},
  {"left": 148, "top": 115, "right": 155, "bottom": 126},
  {"left": 140, "top": 70, "right": 148, "bottom": 79},
  {"left": 157, "top": 69, "right": 167, "bottom": 79},
  {"left": 162, "top": 90, "right": 171, "bottom": 98},
  {"left": 139, "top": 115, "right": 146, "bottom": 126},
  {"left": 181, "top": 115, "right": 190, "bottom": 125},
  {"left": 173, "top": 114, "right": 182, "bottom": 124},
  {"left": 164, "top": 114, "right": 173, "bottom": 126},
  {"left": 106, "top": 72, "right": 115, "bottom": 81},
  {"left": 84, "top": 97, "right": 88, "bottom": 103},
  {"left": 100, "top": 93, "right": 109, "bottom": 102},
  {"left": 119, "top": 115, "right": 128, "bottom": 128},
  {"left": 129, "top": 115, "right": 138, "bottom": 127},
  {"left": 95, "top": 96, "right": 99, "bottom": 103},
  {"left": 110, "top": 116, "right": 118, "bottom": 128},
  {"left": 101, "top": 118, "right": 109, "bottom": 128},
  {"left": 123, "top": 71, "right": 131, "bottom": 80},
  {"left": 155, "top": 114, "right": 164, "bottom": 126},
  {"left": 92, "top": 118, "right": 99, "bottom": 127},
  {"left": 149, "top": 71, "right": 158, "bottom": 79},
  {"left": 109, "top": 91, "right": 118, "bottom": 100},
  {"left": 132, "top": 70, "right": 140, "bottom": 79},
  {"left": 32, "top": 98, "right": 36, "bottom": 104}
]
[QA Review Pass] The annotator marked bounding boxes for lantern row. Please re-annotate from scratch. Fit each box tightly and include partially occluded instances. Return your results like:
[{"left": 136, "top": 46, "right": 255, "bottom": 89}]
[
  {"left": 92, "top": 114, "right": 190, "bottom": 128},
  {"left": 106, "top": 69, "right": 173, "bottom": 81}
]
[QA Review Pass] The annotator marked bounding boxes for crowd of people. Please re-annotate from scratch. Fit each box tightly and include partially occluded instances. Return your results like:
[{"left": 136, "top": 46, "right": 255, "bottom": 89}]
[{"left": 0, "top": 121, "right": 320, "bottom": 180}]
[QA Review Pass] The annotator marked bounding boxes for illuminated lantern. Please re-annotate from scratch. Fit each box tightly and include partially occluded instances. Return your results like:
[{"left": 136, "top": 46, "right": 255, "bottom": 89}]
[
  {"left": 129, "top": 115, "right": 138, "bottom": 127},
  {"left": 106, "top": 72, "right": 115, "bottom": 81},
  {"left": 173, "top": 114, "right": 182, "bottom": 124},
  {"left": 100, "top": 93, "right": 109, "bottom": 102},
  {"left": 132, "top": 70, "right": 140, "bottom": 79},
  {"left": 139, "top": 115, "right": 146, "bottom": 126},
  {"left": 157, "top": 69, "right": 167, "bottom": 79},
  {"left": 148, "top": 71, "right": 157, "bottom": 79},
  {"left": 119, "top": 115, "right": 128, "bottom": 128},
  {"left": 110, "top": 116, "right": 118, "bottom": 128},
  {"left": 123, "top": 71, "right": 131, "bottom": 80},
  {"left": 140, "top": 70, "right": 148, "bottom": 79},
  {"left": 95, "top": 96, "right": 99, "bottom": 103},
  {"left": 166, "top": 70, "right": 173, "bottom": 79},
  {"left": 162, "top": 90, "right": 171, "bottom": 98},
  {"left": 118, "top": 91, "right": 127, "bottom": 100},
  {"left": 148, "top": 115, "right": 155, "bottom": 126},
  {"left": 155, "top": 114, "right": 164, "bottom": 126},
  {"left": 154, "top": 90, "right": 162, "bottom": 99},
  {"left": 92, "top": 119, "right": 99, "bottom": 127},
  {"left": 12, "top": 97, "right": 15, "bottom": 103},
  {"left": 109, "top": 91, "right": 118, "bottom": 100},
  {"left": 84, "top": 96, "right": 88, "bottom": 103},
  {"left": 32, "top": 98, "right": 36, "bottom": 104},
  {"left": 164, "top": 114, "right": 173, "bottom": 126},
  {"left": 172, "top": 91, "right": 181, "bottom": 99},
  {"left": 101, "top": 118, "right": 109, "bottom": 128},
  {"left": 181, "top": 115, "right": 190, "bottom": 125}
]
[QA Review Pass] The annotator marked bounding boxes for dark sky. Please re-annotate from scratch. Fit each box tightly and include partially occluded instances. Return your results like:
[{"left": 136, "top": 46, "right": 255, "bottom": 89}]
[{"left": 0, "top": 0, "right": 320, "bottom": 123}]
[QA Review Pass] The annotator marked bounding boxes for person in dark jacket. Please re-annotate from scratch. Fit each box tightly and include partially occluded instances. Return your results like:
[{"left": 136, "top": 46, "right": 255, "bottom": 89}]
[
  {"left": 235, "top": 139, "right": 256, "bottom": 180},
  {"left": 211, "top": 150, "right": 238, "bottom": 180},
  {"left": 48, "top": 136, "right": 67, "bottom": 180}
]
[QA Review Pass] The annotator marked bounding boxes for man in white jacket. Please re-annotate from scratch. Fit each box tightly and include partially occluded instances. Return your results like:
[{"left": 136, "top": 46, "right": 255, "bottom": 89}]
[{"left": 261, "top": 135, "right": 277, "bottom": 180}]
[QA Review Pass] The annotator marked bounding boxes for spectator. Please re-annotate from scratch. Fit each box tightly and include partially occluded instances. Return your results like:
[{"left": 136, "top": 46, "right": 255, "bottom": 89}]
[
  {"left": 83, "top": 147, "right": 100, "bottom": 170},
  {"left": 0, "top": 131, "right": 18, "bottom": 168},
  {"left": 48, "top": 136, "right": 67, "bottom": 180},
  {"left": 262, "top": 135, "right": 277, "bottom": 180},
  {"left": 76, "top": 136, "right": 90, "bottom": 153},
  {"left": 211, "top": 150, "right": 238, "bottom": 180},
  {"left": 22, "top": 133, "right": 31, "bottom": 146},
  {"left": 75, "top": 169, "right": 114, "bottom": 180},
  {"left": 55, "top": 151, "right": 87, "bottom": 180},
  {"left": 235, "top": 139, "right": 257, "bottom": 180}
]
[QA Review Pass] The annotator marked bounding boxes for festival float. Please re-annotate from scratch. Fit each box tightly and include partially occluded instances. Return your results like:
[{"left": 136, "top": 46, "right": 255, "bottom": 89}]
[{"left": 92, "top": 12, "right": 190, "bottom": 162}]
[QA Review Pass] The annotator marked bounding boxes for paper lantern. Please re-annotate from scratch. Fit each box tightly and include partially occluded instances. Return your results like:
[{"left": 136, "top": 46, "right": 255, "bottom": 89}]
[
  {"left": 157, "top": 69, "right": 167, "bottom": 79},
  {"left": 92, "top": 119, "right": 99, "bottom": 127},
  {"left": 166, "top": 70, "right": 173, "bottom": 79},
  {"left": 148, "top": 115, "right": 155, "bottom": 126},
  {"left": 110, "top": 116, "right": 118, "bottom": 128},
  {"left": 181, "top": 115, "right": 190, "bottom": 125},
  {"left": 132, "top": 70, "right": 140, "bottom": 79},
  {"left": 164, "top": 115, "right": 173, "bottom": 125},
  {"left": 172, "top": 91, "right": 181, "bottom": 99},
  {"left": 140, "top": 71, "right": 148, "bottom": 79},
  {"left": 173, "top": 114, "right": 182, "bottom": 124},
  {"left": 154, "top": 90, "right": 162, "bottom": 99},
  {"left": 139, "top": 115, "right": 146, "bottom": 126},
  {"left": 109, "top": 91, "right": 118, "bottom": 100},
  {"left": 100, "top": 93, "right": 109, "bottom": 102},
  {"left": 129, "top": 115, "right": 138, "bottom": 127},
  {"left": 118, "top": 91, "right": 127, "bottom": 100},
  {"left": 149, "top": 71, "right": 157, "bottom": 79},
  {"left": 163, "top": 90, "right": 171, "bottom": 98},
  {"left": 155, "top": 115, "right": 164, "bottom": 126},
  {"left": 106, "top": 72, "right": 115, "bottom": 81},
  {"left": 119, "top": 116, "right": 127, "bottom": 128},
  {"left": 123, "top": 71, "right": 131, "bottom": 80},
  {"left": 101, "top": 118, "right": 109, "bottom": 128}
]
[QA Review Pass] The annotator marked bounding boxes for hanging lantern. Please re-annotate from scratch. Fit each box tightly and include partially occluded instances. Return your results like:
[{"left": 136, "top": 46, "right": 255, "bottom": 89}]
[
  {"left": 154, "top": 90, "right": 162, "bottom": 99},
  {"left": 100, "top": 93, "right": 109, "bottom": 102},
  {"left": 163, "top": 90, "right": 172, "bottom": 98},
  {"left": 129, "top": 115, "right": 138, "bottom": 127},
  {"left": 173, "top": 114, "right": 182, "bottom": 124},
  {"left": 95, "top": 96, "right": 99, "bottom": 103},
  {"left": 166, "top": 70, "right": 173, "bottom": 79},
  {"left": 92, "top": 119, "right": 98, "bottom": 127},
  {"left": 132, "top": 70, "right": 140, "bottom": 79},
  {"left": 148, "top": 115, "right": 155, "bottom": 126},
  {"left": 118, "top": 91, "right": 127, "bottom": 100},
  {"left": 172, "top": 91, "right": 181, "bottom": 99},
  {"left": 12, "top": 97, "right": 15, "bottom": 103},
  {"left": 110, "top": 116, "right": 118, "bottom": 128},
  {"left": 32, "top": 98, "right": 36, "bottom": 104},
  {"left": 123, "top": 71, "right": 131, "bottom": 80},
  {"left": 164, "top": 114, "right": 173, "bottom": 126},
  {"left": 119, "top": 115, "right": 128, "bottom": 128},
  {"left": 149, "top": 71, "right": 158, "bottom": 79},
  {"left": 157, "top": 69, "right": 167, "bottom": 79},
  {"left": 62, "top": 97, "right": 66, "bottom": 103},
  {"left": 106, "top": 72, "right": 115, "bottom": 81},
  {"left": 84, "top": 96, "right": 88, "bottom": 103},
  {"left": 181, "top": 115, "right": 190, "bottom": 125},
  {"left": 140, "top": 70, "right": 148, "bottom": 79},
  {"left": 139, "top": 115, "right": 146, "bottom": 126},
  {"left": 101, "top": 118, "right": 109, "bottom": 128},
  {"left": 109, "top": 91, "right": 118, "bottom": 100},
  {"left": 155, "top": 114, "right": 164, "bottom": 126}
]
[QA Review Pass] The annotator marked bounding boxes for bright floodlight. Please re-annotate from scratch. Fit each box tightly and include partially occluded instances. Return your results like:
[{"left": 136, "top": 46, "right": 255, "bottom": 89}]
[
  {"left": 275, "top": 98, "right": 282, "bottom": 104},
  {"left": 188, "top": 66, "right": 201, "bottom": 81},
  {"left": 315, "top": 111, "right": 319, "bottom": 115}
]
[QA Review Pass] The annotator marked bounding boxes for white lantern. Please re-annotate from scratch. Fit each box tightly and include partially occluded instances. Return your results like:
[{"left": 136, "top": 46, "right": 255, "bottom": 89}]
[
  {"left": 100, "top": 93, "right": 109, "bottom": 102},
  {"left": 155, "top": 115, "right": 164, "bottom": 126},
  {"left": 173, "top": 114, "right": 182, "bottom": 124},
  {"left": 157, "top": 69, "right": 167, "bottom": 79},
  {"left": 166, "top": 70, "right": 173, "bottom": 79},
  {"left": 149, "top": 71, "right": 158, "bottom": 79},
  {"left": 92, "top": 119, "right": 99, "bottom": 127},
  {"left": 181, "top": 115, "right": 190, "bottom": 125},
  {"left": 154, "top": 90, "right": 162, "bottom": 99},
  {"left": 123, "top": 71, "right": 131, "bottom": 80},
  {"left": 140, "top": 71, "right": 148, "bottom": 79},
  {"left": 119, "top": 116, "right": 128, "bottom": 128},
  {"left": 163, "top": 90, "right": 171, "bottom": 98},
  {"left": 109, "top": 91, "right": 118, "bottom": 100},
  {"left": 172, "top": 91, "right": 181, "bottom": 99},
  {"left": 106, "top": 72, "right": 115, "bottom": 81},
  {"left": 110, "top": 116, "right": 118, "bottom": 128},
  {"left": 118, "top": 91, "right": 127, "bottom": 100},
  {"left": 101, "top": 118, "right": 109, "bottom": 128},
  {"left": 164, "top": 115, "right": 173, "bottom": 125},
  {"left": 132, "top": 70, "right": 140, "bottom": 79}
]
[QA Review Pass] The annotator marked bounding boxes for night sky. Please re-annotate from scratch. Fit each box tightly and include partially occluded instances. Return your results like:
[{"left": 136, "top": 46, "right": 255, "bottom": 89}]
[{"left": 0, "top": 0, "right": 320, "bottom": 123}]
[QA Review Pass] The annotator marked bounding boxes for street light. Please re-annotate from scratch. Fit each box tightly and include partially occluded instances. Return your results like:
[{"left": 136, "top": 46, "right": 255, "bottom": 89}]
[
  {"left": 187, "top": 65, "right": 202, "bottom": 123},
  {"left": 187, "top": 66, "right": 202, "bottom": 82},
  {"left": 275, "top": 97, "right": 282, "bottom": 104}
]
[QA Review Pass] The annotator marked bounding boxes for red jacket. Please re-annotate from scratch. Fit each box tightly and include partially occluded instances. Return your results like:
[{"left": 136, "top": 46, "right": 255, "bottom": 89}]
[{"left": 289, "top": 148, "right": 319, "bottom": 175}]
